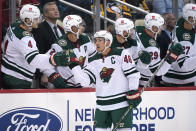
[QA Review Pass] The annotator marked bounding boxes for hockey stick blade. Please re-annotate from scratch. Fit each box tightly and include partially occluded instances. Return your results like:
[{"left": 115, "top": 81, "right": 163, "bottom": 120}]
[{"left": 112, "top": 57, "right": 167, "bottom": 131}]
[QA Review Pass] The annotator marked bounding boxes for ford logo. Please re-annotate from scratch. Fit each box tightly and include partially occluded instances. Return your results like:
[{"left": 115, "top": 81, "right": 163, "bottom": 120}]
[{"left": 0, "top": 107, "right": 63, "bottom": 131}]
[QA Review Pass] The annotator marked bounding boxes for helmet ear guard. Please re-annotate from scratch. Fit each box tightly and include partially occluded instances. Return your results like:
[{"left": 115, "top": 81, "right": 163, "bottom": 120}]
[{"left": 20, "top": 4, "right": 41, "bottom": 27}]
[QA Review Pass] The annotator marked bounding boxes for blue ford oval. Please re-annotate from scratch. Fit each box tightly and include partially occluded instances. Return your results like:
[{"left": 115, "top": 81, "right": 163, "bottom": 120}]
[{"left": 0, "top": 107, "right": 63, "bottom": 131}]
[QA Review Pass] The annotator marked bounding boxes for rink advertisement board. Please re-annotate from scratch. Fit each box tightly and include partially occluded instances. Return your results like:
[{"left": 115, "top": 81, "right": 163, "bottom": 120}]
[{"left": 0, "top": 87, "right": 196, "bottom": 131}]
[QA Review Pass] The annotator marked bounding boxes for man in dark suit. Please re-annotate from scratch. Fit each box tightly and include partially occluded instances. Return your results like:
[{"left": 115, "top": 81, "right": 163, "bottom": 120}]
[
  {"left": 155, "top": 13, "right": 177, "bottom": 86},
  {"left": 33, "top": 1, "right": 64, "bottom": 54},
  {"left": 157, "top": 13, "right": 177, "bottom": 59},
  {"left": 32, "top": 1, "right": 65, "bottom": 88}
]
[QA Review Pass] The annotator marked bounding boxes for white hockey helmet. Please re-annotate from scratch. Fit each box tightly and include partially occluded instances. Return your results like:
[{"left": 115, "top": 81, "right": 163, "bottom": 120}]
[
  {"left": 63, "top": 15, "right": 83, "bottom": 24},
  {"left": 144, "top": 13, "right": 164, "bottom": 32},
  {"left": 20, "top": 4, "right": 40, "bottom": 27},
  {"left": 63, "top": 15, "right": 81, "bottom": 39},
  {"left": 94, "top": 30, "right": 113, "bottom": 53},
  {"left": 144, "top": 13, "right": 164, "bottom": 39},
  {"left": 115, "top": 18, "right": 134, "bottom": 40},
  {"left": 183, "top": 3, "right": 196, "bottom": 25}
]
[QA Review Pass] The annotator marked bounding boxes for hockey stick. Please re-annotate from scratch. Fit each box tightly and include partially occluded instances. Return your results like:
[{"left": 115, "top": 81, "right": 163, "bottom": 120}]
[{"left": 112, "top": 56, "right": 168, "bottom": 131}]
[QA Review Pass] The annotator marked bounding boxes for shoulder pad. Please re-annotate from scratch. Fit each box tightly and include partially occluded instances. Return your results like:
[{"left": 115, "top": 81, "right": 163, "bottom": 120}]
[
  {"left": 79, "top": 34, "right": 91, "bottom": 44},
  {"left": 11, "top": 22, "right": 33, "bottom": 39}
]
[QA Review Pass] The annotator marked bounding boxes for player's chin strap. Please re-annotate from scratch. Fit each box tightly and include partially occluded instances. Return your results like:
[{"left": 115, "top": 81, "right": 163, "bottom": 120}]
[
  {"left": 148, "top": 26, "right": 161, "bottom": 40},
  {"left": 112, "top": 53, "right": 169, "bottom": 131},
  {"left": 121, "top": 30, "right": 130, "bottom": 42},
  {"left": 151, "top": 29, "right": 160, "bottom": 41},
  {"left": 72, "top": 31, "right": 80, "bottom": 40},
  {"left": 187, "top": 19, "right": 196, "bottom": 29},
  {"left": 70, "top": 26, "right": 80, "bottom": 39},
  {"left": 23, "top": 21, "right": 33, "bottom": 31}
]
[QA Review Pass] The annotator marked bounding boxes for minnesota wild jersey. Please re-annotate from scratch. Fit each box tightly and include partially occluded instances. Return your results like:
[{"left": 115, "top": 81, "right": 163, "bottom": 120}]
[
  {"left": 162, "top": 18, "right": 196, "bottom": 84},
  {"left": 72, "top": 48, "right": 140, "bottom": 111},
  {"left": 136, "top": 26, "right": 171, "bottom": 86},
  {"left": 1, "top": 22, "right": 53, "bottom": 88},
  {"left": 47, "top": 33, "right": 96, "bottom": 87}
]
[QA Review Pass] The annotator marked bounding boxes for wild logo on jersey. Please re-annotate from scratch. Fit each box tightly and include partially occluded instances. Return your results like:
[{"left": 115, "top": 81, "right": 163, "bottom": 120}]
[
  {"left": 100, "top": 67, "right": 114, "bottom": 83},
  {"left": 79, "top": 56, "right": 86, "bottom": 67},
  {"left": 149, "top": 39, "right": 156, "bottom": 47}
]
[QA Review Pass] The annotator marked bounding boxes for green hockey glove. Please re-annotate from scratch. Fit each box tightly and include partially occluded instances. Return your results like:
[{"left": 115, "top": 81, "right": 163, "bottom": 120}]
[
  {"left": 138, "top": 50, "right": 151, "bottom": 64},
  {"left": 48, "top": 73, "right": 68, "bottom": 88},
  {"left": 126, "top": 90, "right": 142, "bottom": 108},
  {"left": 49, "top": 51, "right": 70, "bottom": 66},
  {"left": 66, "top": 50, "right": 80, "bottom": 69},
  {"left": 166, "top": 42, "right": 183, "bottom": 64}
]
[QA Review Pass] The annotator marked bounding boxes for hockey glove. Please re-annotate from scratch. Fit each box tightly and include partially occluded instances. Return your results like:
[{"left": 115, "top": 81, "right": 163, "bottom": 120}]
[
  {"left": 49, "top": 51, "right": 70, "bottom": 66},
  {"left": 48, "top": 73, "right": 68, "bottom": 88},
  {"left": 126, "top": 90, "right": 142, "bottom": 108},
  {"left": 166, "top": 42, "right": 183, "bottom": 64},
  {"left": 66, "top": 50, "right": 80, "bottom": 69},
  {"left": 138, "top": 50, "right": 151, "bottom": 64}
]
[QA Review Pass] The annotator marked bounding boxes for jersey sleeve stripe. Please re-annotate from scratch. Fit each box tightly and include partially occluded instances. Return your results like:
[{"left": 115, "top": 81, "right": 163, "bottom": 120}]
[
  {"left": 3, "top": 57, "right": 34, "bottom": 74},
  {"left": 149, "top": 60, "right": 160, "bottom": 69},
  {"left": 124, "top": 69, "right": 139, "bottom": 77},
  {"left": 124, "top": 67, "right": 135, "bottom": 74},
  {"left": 140, "top": 76, "right": 150, "bottom": 81},
  {"left": 84, "top": 68, "right": 96, "bottom": 83},
  {"left": 167, "top": 68, "right": 196, "bottom": 74},
  {"left": 134, "top": 57, "right": 139, "bottom": 62},
  {"left": 89, "top": 50, "right": 97, "bottom": 58},
  {"left": 1, "top": 58, "right": 34, "bottom": 79},
  {"left": 164, "top": 70, "right": 196, "bottom": 80},
  {"left": 26, "top": 53, "right": 39, "bottom": 64},
  {"left": 25, "top": 50, "right": 39, "bottom": 60}
]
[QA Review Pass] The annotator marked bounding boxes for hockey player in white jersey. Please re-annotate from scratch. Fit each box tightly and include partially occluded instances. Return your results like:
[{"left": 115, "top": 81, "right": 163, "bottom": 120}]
[
  {"left": 69, "top": 30, "right": 141, "bottom": 131},
  {"left": 111, "top": 17, "right": 151, "bottom": 69},
  {"left": 45, "top": 15, "right": 96, "bottom": 88},
  {"left": 1, "top": 4, "right": 71, "bottom": 89},
  {"left": 162, "top": 3, "right": 196, "bottom": 86},
  {"left": 136, "top": 13, "right": 183, "bottom": 87}
]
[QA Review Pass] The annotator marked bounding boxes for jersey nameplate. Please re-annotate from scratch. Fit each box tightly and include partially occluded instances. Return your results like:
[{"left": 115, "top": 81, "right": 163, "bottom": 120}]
[{"left": 7, "top": 27, "right": 14, "bottom": 41}]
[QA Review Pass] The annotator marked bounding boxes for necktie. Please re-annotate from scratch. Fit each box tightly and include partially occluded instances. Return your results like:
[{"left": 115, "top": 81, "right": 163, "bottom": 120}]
[
  {"left": 53, "top": 25, "right": 59, "bottom": 38},
  {"left": 170, "top": 32, "right": 173, "bottom": 43}
]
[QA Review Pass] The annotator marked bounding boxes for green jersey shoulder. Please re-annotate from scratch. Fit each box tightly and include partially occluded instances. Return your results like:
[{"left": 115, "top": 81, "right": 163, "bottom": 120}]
[
  {"left": 136, "top": 26, "right": 159, "bottom": 48},
  {"left": 8, "top": 22, "right": 33, "bottom": 40},
  {"left": 176, "top": 18, "right": 195, "bottom": 44},
  {"left": 111, "top": 36, "right": 137, "bottom": 49},
  {"left": 56, "top": 33, "right": 91, "bottom": 50}
]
